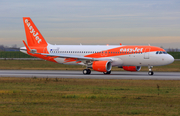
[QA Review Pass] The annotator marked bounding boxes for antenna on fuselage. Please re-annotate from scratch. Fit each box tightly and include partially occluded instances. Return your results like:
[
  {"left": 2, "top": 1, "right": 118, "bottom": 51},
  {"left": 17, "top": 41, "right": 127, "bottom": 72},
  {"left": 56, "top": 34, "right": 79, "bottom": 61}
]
[{"left": 148, "top": 44, "right": 151, "bottom": 46}]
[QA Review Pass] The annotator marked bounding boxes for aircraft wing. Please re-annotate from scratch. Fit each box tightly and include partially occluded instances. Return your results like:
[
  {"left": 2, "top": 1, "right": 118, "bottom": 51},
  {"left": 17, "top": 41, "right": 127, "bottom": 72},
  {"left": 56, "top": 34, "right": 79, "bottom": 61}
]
[
  {"left": 22, "top": 40, "right": 111, "bottom": 62},
  {"left": 40, "top": 53, "right": 112, "bottom": 61}
]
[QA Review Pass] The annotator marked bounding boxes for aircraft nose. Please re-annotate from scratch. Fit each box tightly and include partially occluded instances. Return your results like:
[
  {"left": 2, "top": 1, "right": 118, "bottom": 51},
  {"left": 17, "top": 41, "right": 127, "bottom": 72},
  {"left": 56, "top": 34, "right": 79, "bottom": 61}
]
[{"left": 167, "top": 54, "right": 174, "bottom": 64}]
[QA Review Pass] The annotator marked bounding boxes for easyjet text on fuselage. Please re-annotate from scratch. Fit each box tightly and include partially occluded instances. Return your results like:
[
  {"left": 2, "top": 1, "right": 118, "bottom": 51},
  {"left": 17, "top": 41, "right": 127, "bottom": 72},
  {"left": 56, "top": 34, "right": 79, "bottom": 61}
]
[{"left": 120, "top": 47, "right": 143, "bottom": 52}]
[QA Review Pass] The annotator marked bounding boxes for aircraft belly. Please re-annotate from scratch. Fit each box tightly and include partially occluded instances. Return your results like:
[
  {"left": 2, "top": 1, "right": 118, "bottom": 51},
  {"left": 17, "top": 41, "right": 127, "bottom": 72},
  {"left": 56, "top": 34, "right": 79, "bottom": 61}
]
[
  {"left": 120, "top": 55, "right": 157, "bottom": 66},
  {"left": 120, "top": 55, "right": 140, "bottom": 66}
]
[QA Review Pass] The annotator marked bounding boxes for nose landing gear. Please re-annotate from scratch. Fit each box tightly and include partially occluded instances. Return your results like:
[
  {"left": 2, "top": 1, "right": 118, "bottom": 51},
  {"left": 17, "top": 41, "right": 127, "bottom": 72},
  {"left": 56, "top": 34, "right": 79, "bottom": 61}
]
[{"left": 148, "top": 66, "right": 154, "bottom": 75}]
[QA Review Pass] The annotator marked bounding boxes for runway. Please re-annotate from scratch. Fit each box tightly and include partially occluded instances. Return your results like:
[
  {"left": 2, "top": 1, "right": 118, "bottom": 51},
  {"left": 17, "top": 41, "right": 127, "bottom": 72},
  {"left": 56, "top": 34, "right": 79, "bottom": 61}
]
[{"left": 0, "top": 70, "right": 180, "bottom": 80}]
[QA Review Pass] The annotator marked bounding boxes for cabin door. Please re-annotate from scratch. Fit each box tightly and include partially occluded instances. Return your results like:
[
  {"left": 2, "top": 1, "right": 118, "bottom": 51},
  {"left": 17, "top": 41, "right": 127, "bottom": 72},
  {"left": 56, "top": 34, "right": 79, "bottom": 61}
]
[{"left": 144, "top": 48, "right": 150, "bottom": 59}]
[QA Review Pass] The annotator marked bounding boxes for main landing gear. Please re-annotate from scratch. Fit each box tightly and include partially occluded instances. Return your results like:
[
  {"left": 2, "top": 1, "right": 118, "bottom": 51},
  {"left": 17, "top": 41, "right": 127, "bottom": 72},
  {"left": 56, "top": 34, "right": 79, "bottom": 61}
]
[
  {"left": 83, "top": 69, "right": 91, "bottom": 75},
  {"left": 148, "top": 66, "right": 154, "bottom": 75},
  {"left": 83, "top": 69, "right": 111, "bottom": 75}
]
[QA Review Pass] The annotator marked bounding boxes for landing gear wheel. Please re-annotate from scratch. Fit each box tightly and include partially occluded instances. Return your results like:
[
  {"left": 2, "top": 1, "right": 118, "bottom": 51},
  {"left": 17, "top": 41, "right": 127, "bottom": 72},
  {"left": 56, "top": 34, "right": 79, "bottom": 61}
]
[
  {"left": 148, "top": 66, "right": 154, "bottom": 76},
  {"left": 148, "top": 71, "right": 154, "bottom": 75},
  {"left": 103, "top": 71, "right": 111, "bottom": 75},
  {"left": 87, "top": 69, "right": 91, "bottom": 74},
  {"left": 83, "top": 69, "right": 91, "bottom": 75}
]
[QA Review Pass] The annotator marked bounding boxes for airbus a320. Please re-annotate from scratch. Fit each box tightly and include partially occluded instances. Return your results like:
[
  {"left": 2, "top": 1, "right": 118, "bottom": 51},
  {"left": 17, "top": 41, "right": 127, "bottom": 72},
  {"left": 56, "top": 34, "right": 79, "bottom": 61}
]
[{"left": 20, "top": 17, "right": 174, "bottom": 75}]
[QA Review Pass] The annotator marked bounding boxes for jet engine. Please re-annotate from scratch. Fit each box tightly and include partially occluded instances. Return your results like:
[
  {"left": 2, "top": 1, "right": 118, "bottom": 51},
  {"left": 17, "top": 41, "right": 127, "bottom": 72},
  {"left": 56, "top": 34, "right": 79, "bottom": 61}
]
[
  {"left": 122, "top": 66, "right": 141, "bottom": 72},
  {"left": 92, "top": 61, "right": 112, "bottom": 72}
]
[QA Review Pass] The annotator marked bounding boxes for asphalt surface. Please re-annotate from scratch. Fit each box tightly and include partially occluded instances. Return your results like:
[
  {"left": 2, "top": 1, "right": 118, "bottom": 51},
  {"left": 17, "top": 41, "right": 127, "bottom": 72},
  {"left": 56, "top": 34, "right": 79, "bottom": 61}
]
[{"left": 0, "top": 70, "right": 180, "bottom": 80}]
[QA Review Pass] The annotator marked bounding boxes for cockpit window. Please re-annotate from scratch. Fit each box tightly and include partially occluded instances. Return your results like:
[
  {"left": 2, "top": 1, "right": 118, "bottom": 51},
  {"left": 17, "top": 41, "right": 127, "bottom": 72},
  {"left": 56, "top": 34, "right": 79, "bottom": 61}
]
[{"left": 156, "top": 51, "right": 167, "bottom": 54}]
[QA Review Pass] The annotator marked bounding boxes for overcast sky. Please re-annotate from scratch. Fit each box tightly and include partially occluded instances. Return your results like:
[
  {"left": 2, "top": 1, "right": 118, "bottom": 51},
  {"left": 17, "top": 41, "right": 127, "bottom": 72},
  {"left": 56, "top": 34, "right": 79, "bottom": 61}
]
[{"left": 0, "top": 0, "right": 180, "bottom": 48}]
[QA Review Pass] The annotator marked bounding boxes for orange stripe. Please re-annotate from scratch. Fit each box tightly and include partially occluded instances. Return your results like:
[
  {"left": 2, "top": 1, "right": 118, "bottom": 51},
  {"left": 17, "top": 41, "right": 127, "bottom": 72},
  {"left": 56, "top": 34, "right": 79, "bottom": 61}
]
[{"left": 64, "top": 58, "right": 77, "bottom": 63}]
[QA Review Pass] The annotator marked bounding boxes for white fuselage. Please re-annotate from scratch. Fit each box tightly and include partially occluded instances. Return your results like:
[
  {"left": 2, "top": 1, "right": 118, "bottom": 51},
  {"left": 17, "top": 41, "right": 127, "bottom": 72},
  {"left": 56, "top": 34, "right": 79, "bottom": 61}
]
[{"left": 21, "top": 44, "right": 174, "bottom": 67}]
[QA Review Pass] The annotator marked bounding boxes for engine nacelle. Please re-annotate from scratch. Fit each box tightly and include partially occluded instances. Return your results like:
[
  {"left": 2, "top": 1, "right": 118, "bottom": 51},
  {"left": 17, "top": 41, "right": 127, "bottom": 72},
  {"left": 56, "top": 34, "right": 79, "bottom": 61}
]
[
  {"left": 92, "top": 61, "right": 112, "bottom": 72},
  {"left": 122, "top": 66, "right": 141, "bottom": 72}
]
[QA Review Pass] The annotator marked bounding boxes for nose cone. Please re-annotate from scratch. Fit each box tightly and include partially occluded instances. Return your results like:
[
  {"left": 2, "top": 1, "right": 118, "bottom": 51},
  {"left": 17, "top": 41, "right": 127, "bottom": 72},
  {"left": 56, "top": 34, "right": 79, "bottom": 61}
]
[{"left": 166, "top": 54, "right": 174, "bottom": 64}]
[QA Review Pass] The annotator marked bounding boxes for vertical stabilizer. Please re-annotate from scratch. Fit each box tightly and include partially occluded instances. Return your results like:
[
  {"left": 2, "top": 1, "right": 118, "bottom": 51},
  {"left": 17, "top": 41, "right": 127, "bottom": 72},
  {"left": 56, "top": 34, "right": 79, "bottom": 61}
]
[{"left": 23, "top": 17, "right": 48, "bottom": 48}]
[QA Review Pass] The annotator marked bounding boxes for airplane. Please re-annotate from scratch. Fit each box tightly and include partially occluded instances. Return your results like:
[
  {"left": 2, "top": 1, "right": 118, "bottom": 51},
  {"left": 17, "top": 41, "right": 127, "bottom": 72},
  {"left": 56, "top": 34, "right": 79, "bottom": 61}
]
[{"left": 20, "top": 17, "right": 174, "bottom": 75}]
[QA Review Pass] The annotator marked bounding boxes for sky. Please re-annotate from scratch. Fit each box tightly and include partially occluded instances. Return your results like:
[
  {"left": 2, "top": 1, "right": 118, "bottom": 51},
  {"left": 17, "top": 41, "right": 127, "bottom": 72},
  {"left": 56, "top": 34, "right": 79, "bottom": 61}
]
[{"left": 0, "top": 0, "right": 180, "bottom": 48}]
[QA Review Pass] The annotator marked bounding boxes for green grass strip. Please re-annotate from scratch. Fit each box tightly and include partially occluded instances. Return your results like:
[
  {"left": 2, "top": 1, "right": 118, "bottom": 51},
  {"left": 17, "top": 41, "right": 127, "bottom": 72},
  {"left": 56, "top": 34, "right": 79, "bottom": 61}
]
[{"left": 0, "top": 77, "right": 179, "bottom": 115}]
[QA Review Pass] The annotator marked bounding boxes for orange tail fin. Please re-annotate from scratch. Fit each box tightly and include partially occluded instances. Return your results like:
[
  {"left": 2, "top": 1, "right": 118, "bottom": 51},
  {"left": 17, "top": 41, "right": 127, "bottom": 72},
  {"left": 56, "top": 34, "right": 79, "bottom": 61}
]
[{"left": 23, "top": 17, "right": 48, "bottom": 48}]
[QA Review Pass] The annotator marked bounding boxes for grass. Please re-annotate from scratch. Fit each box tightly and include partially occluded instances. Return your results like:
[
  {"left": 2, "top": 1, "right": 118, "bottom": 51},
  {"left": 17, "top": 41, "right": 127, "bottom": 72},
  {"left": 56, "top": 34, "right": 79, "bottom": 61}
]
[
  {"left": 168, "top": 52, "right": 180, "bottom": 59},
  {"left": 0, "top": 77, "right": 179, "bottom": 116},
  {"left": 0, "top": 60, "right": 179, "bottom": 72},
  {"left": 0, "top": 60, "right": 84, "bottom": 70},
  {"left": 0, "top": 51, "right": 34, "bottom": 58}
]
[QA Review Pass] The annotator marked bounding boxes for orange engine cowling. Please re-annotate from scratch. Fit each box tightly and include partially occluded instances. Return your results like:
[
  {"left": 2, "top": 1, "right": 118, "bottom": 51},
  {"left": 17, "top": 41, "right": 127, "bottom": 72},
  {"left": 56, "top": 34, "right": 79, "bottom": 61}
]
[
  {"left": 92, "top": 61, "right": 112, "bottom": 72},
  {"left": 123, "top": 66, "right": 141, "bottom": 72}
]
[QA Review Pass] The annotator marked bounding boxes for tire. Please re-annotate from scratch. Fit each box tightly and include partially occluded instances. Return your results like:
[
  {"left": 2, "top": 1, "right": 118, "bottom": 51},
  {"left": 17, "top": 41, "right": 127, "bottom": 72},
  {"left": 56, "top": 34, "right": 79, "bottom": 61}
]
[
  {"left": 83, "top": 69, "right": 91, "bottom": 75},
  {"left": 87, "top": 69, "right": 91, "bottom": 74},
  {"left": 83, "top": 69, "right": 88, "bottom": 75},
  {"left": 148, "top": 71, "right": 154, "bottom": 75}
]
